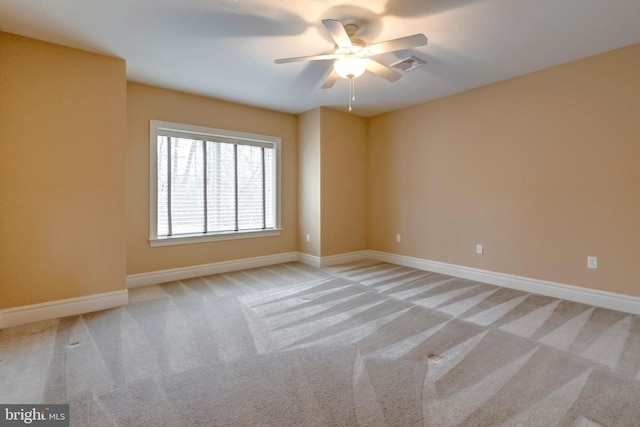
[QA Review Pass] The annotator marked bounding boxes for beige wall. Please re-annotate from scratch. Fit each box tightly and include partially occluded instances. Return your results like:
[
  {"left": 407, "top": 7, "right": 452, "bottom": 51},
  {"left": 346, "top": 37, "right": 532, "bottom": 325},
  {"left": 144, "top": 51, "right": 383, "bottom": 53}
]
[
  {"left": 320, "top": 108, "right": 367, "bottom": 257},
  {"left": 126, "top": 83, "right": 298, "bottom": 274},
  {"left": 297, "top": 107, "right": 368, "bottom": 258},
  {"left": 297, "top": 108, "right": 322, "bottom": 256},
  {"left": 0, "top": 32, "right": 127, "bottom": 309},
  {"left": 3, "top": 30, "right": 638, "bottom": 312},
  {"left": 368, "top": 43, "right": 640, "bottom": 297}
]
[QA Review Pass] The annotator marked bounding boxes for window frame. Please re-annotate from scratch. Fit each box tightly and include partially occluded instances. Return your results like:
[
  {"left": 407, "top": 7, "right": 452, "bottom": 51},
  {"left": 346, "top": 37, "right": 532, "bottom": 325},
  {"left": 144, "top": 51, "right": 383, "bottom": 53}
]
[{"left": 149, "top": 120, "right": 281, "bottom": 247}]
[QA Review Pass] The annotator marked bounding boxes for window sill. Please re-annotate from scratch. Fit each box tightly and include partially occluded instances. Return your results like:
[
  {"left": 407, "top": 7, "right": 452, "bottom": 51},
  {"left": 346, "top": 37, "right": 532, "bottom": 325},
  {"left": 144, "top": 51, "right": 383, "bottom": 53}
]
[{"left": 149, "top": 229, "right": 282, "bottom": 247}]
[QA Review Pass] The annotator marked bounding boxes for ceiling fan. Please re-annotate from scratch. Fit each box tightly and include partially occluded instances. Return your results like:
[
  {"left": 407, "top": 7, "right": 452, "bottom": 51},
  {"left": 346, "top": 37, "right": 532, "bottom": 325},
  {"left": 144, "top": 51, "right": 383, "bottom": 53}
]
[{"left": 275, "top": 19, "right": 428, "bottom": 110}]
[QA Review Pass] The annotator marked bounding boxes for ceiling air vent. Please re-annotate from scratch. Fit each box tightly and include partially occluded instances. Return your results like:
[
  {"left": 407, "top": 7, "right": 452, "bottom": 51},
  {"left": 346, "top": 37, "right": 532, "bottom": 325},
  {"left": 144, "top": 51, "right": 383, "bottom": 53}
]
[{"left": 390, "top": 56, "right": 426, "bottom": 72}]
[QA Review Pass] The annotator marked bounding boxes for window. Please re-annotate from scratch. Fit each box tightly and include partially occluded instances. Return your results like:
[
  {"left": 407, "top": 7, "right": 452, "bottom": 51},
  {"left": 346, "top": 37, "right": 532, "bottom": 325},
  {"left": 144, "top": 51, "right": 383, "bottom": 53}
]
[{"left": 150, "top": 120, "right": 280, "bottom": 246}]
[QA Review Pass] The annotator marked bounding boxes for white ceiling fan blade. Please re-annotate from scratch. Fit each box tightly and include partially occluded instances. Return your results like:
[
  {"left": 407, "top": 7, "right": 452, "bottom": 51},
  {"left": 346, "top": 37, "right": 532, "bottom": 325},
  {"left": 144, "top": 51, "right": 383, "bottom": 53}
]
[
  {"left": 321, "top": 69, "right": 339, "bottom": 89},
  {"left": 366, "top": 59, "right": 402, "bottom": 82},
  {"left": 366, "top": 34, "right": 427, "bottom": 56},
  {"left": 322, "top": 19, "right": 352, "bottom": 48},
  {"left": 274, "top": 54, "right": 336, "bottom": 64}
]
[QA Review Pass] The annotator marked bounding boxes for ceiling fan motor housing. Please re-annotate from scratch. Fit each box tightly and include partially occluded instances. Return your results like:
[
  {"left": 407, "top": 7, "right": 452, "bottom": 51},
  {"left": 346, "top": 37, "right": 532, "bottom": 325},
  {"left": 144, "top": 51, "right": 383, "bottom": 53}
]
[{"left": 343, "top": 23, "right": 359, "bottom": 37}]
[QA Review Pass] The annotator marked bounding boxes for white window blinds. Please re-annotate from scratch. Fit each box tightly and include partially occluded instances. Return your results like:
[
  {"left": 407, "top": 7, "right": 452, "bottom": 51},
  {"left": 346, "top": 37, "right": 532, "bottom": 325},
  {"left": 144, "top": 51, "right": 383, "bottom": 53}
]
[{"left": 152, "top": 121, "right": 279, "bottom": 242}]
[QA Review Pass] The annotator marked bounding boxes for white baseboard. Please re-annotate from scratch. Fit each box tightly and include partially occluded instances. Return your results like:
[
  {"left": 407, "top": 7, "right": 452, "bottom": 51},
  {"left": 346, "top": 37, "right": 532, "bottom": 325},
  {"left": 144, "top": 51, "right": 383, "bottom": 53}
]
[
  {"left": 122, "top": 248, "right": 640, "bottom": 316},
  {"left": 126, "top": 251, "right": 368, "bottom": 288},
  {"left": 297, "top": 252, "right": 321, "bottom": 268},
  {"left": 6, "top": 250, "right": 636, "bottom": 328},
  {"left": 0, "top": 290, "right": 129, "bottom": 329},
  {"left": 297, "top": 250, "right": 370, "bottom": 268},
  {"left": 319, "top": 250, "right": 371, "bottom": 267},
  {"left": 126, "top": 252, "right": 299, "bottom": 288},
  {"left": 368, "top": 250, "right": 640, "bottom": 315}
]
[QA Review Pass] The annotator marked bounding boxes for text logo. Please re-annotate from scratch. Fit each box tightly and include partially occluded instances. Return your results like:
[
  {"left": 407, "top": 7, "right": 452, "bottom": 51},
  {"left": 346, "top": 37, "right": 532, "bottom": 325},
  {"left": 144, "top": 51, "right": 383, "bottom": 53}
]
[{"left": 0, "top": 405, "right": 69, "bottom": 426}]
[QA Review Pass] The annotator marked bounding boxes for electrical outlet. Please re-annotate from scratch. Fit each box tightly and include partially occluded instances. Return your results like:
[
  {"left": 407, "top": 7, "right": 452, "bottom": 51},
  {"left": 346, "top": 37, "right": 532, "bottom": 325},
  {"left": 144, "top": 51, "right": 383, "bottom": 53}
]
[
  {"left": 306, "top": 234, "right": 310, "bottom": 242},
  {"left": 587, "top": 256, "right": 598, "bottom": 269},
  {"left": 476, "top": 244, "right": 483, "bottom": 254},
  {"left": 396, "top": 234, "right": 401, "bottom": 243}
]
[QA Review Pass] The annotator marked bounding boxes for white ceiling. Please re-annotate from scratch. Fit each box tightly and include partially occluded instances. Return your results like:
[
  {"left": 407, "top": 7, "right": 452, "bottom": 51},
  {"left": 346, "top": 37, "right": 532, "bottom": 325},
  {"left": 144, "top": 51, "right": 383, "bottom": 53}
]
[{"left": 2, "top": 0, "right": 640, "bottom": 117}]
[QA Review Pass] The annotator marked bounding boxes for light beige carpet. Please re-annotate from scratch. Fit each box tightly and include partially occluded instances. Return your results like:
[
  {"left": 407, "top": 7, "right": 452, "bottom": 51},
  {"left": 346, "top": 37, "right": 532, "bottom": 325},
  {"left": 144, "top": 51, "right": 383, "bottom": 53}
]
[{"left": 1, "top": 260, "right": 640, "bottom": 426}]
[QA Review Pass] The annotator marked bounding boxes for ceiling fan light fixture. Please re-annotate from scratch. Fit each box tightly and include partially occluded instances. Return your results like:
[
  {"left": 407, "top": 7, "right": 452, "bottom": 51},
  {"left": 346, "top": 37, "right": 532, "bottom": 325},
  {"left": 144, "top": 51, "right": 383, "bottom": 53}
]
[{"left": 334, "top": 56, "right": 366, "bottom": 79}]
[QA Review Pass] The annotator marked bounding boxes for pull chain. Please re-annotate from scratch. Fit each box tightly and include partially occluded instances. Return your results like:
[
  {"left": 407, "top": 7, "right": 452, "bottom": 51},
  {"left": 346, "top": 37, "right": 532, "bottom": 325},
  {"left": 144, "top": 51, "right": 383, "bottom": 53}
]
[{"left": 348, "top": 77, "right": 356, "bottom": 112}]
